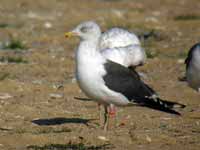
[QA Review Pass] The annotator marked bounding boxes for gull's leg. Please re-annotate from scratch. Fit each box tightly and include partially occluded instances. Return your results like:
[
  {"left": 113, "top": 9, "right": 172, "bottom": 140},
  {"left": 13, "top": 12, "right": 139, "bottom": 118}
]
[
  {"left": 108, "top": 104, "right": 117, "bottom": 128},
  {"left": 103, "top": 104, "right": 117, "bottom": 131},
  {"left": 108, "top": 104, "right": 117, "bottom": 117},
  {"left": 103, "top": 105, "right": 109, "bottom": 131},
  {"left": 98, "top": 103, "right": 104, "bottom": 127}
]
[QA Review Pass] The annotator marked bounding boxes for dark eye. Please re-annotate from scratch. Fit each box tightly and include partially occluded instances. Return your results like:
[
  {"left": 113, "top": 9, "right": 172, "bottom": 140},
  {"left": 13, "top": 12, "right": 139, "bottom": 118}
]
[{"left": 80, "top": 26, "right": 89, "bottom": 33}]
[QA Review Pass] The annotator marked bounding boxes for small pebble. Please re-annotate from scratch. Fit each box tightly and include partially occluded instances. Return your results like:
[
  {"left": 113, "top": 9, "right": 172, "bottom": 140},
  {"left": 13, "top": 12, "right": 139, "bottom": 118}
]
[
  {"left": 49, "top": 93, "right": 64, "bottom": 99},
  {"left": 177, "top": 59, "right": 184, "bottom": 64},
  {"left": 146, "top": 135, "right": 152, "bottom": 142},
  {"left": 32, "top": 80, "right": 43, "bottom": 85},
  {"left": 97, "top": 136, "right": 109, "bottom": 141},
  {"left": 44, "top": 22, "right": 52, "bottom": 29},
  {"left": 0, "top": 93, "right": 13, "bottom": 100}
]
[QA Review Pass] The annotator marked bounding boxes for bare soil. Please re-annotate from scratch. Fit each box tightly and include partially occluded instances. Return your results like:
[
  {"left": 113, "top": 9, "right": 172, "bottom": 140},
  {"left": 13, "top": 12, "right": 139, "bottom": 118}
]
[{"left": 0, "top": 0, "right": 199, "bottom": 149}]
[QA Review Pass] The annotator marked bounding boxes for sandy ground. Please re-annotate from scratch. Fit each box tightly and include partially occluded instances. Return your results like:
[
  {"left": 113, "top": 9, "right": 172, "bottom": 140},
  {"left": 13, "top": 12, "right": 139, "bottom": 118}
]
[{"left": 0, "top": 0, "right": 199, "bottom": 149}]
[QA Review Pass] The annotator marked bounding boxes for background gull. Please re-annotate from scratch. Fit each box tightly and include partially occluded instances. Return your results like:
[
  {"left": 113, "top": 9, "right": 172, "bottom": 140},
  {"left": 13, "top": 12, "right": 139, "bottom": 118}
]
[
  {"left": 65, "top": 21, "right": 185, "bottom": 130},
  {"left": 99, "top": 27, "right": 140, "bottom": 49},
  {"left": 99, "top": 27, "right": 146, "bottom": 68}
]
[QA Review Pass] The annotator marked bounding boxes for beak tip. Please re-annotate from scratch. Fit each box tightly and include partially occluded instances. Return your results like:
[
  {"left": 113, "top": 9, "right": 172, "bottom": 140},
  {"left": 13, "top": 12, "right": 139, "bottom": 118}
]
[{"left": 64, "top": 32, "right": 78, "bottom": 39}]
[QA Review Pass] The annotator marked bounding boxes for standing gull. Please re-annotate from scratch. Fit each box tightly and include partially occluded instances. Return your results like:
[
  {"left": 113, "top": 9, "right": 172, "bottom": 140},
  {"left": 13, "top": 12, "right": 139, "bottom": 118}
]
[
  {"left": 65, "top": 21, "right": 185, "bottom": 130},
  {"left": 74, "top": 22, "right": 146, "bottom": 122},
  {"left": 185, "top": 43, "right": 200, "bottom": 92}
]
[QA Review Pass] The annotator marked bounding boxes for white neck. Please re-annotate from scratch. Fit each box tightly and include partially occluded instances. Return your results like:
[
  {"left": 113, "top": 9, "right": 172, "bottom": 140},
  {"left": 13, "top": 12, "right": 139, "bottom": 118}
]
[{"left": 75, "top": 38, "right": 105, "bottom": 71}]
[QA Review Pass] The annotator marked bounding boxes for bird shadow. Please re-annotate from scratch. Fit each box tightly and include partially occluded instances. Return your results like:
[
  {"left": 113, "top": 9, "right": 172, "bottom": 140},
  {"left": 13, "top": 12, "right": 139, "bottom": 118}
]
[{"left": 31, "top": 117, "right": 94, "bottom": 126}]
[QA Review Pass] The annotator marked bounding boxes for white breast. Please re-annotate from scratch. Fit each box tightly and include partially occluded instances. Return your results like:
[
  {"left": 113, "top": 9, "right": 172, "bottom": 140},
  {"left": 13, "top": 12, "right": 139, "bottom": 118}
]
[{"left": 76, "top": 42, "right": 130, "bottom": 106}]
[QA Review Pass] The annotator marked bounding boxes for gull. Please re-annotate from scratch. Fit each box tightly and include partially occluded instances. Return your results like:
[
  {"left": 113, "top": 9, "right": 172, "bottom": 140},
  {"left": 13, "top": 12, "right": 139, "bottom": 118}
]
[
  {"left": 99, "top": 27, "right": 146, "bottom": 68},
  {"left": 65, "top": 21, "right": 185, "bottom": 130},
  {"left": 100, "top": 27, "right": 141, "bottom": 50},
  {"left": 185, "top": 43, "right": 200, "bottom": 92}
]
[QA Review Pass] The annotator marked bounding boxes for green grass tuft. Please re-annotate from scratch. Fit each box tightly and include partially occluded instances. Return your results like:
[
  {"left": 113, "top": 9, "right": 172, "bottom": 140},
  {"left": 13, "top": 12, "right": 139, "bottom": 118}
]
[
  {"left": 0, "top": 23, "right": 9, "bottom": 28},
  {"left": 27, "top": 143, "right": 112, "bottom": 150},
  {"left": 4, "top": 39, "right": 26, "bottom": 50},
  {"left": 174, "top": 14, "right": 200, "bottom": 21},
  {"left": 146, "top": 50, "right": 158, "bottom": 59},
  {"left": 0, "top": 56, "right": 28, "bottom": 64}
]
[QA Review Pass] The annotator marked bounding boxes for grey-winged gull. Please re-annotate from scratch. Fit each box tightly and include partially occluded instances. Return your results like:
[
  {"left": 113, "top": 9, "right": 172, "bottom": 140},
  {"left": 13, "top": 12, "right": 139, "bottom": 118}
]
[
  {"left": 185, "top": 43, "right": 200, "bottom": 92},
  {"left": 100, "top": 27, "right": 141, "bottom": 49},
  {"left": 65, "top": 21, "right": 185, "bottom": 130},
  {"left": 99, "top": 27, "right": 146, "bottom": 68}
]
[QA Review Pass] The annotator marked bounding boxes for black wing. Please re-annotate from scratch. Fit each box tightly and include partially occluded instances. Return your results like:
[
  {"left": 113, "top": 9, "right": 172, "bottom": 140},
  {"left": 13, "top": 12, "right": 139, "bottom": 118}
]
[
  {"left": 103, "top": 60, "right": 185, "bottom": 115},
  {"left": 185, "top": 43, "right": 200, "bottom": 69},
  {"left": 103, "top": 60, "right": 156, "bottom": 101}
]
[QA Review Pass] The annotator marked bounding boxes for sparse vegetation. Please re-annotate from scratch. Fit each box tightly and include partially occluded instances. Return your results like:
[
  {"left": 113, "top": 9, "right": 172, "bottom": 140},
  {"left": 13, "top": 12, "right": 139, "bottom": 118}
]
[
  {"left": 0, "top": 23, "right": 23, "bottom": 28},
  {"left": 0, "top": 39, "right": 27, "bottom": 50},
  {"left": 146, "top": 49, "right": 159, "bottom": 59},
  {"left": 27, "top": 143, "right": 112, "bottom": 150},
  {"left": 0, "top": 72, "right": 10, "bottom": 80},
  {"left": 0, "top": 56, "right": 28, "bottom": 63},
  {"left": 174, "top": 14, "right": 200, "bottom": 21},
  {"left": 15, "top": 127, "right": 71, "bottom": 134},
  {"left": 0, "top": 23, "right": 9, "bottom": 28},
  {"left": 4, "top": 39, "right": 26, "bottom": 50}
]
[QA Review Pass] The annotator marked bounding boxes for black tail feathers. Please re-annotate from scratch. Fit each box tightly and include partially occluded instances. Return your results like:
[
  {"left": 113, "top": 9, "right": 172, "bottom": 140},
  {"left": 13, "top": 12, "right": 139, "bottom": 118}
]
[{"left": 139, "top": 97, "right": 186, "bottom": 115}]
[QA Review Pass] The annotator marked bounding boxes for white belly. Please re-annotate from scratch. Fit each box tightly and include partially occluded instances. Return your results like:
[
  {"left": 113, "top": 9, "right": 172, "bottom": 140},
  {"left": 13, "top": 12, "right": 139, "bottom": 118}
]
[
  {"left": 76, "top": 63, "right": 130, "bottom": 106},
  {"left": 75, "top": 41, "right": 130, "bottom": 106}
]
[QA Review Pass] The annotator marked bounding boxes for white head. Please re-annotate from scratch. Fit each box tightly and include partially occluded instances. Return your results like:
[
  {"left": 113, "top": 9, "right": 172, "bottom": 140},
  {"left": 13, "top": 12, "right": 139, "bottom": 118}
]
[{"left": 65, "top": 21, "right": 101, "bottom": 41}]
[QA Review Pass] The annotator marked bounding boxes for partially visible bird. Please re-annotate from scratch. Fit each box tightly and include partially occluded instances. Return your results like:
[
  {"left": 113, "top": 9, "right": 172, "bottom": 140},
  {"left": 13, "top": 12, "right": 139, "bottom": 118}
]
[
  {"left": 101, "top": 45, "right": 146, "bottom": 68},
  {"left": 65, "top": 21, "right": 185, "bottom": 130},
  {"left": 185, "top": 43, "right": 200, "bottom": 92},
  {"left": 99, "top": 27, "right": 146, "bottom": 68},
  {"left": 99, "top": 27, "right": 140, "bottom": 49}
]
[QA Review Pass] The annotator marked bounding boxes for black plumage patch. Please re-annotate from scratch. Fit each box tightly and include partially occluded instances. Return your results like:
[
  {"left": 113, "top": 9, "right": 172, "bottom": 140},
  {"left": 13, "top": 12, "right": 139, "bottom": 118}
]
[
  {"left": 103, "top": 60, "right": 185, "bottom": 115},
  {"left": 185, "top": 43, "right": 200, "bottom": 69},
  {"left": 103, "top": 60, "right": 156, "bottom": 101}
]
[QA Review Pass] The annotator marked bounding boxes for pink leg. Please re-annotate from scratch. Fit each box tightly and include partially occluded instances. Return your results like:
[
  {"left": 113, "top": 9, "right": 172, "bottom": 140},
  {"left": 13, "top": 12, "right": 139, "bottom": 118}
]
[
  {"left": 108, "top": 104, "right": 117, "bottom": 118},
  {"left": 103, "top": 104, "right": 117, "bottom": 131}
]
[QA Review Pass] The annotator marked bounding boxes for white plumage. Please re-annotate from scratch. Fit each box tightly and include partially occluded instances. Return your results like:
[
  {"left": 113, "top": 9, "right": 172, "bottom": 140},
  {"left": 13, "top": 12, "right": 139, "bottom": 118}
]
[
  {"left": 101, "top": 45, "right": 146, "bottom": 67},
  {"left": 99, "top": 27, "right": 146, "bottom": 68},
  {"left": 99, "top": 28, "right": 140, "bottom": 49}
]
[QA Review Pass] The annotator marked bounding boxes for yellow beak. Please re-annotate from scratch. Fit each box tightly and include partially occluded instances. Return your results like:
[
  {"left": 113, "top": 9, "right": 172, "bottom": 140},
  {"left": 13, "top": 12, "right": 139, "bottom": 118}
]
[{"left": 65, "top": 31, "right": 78, "bottom": 38}]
